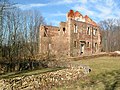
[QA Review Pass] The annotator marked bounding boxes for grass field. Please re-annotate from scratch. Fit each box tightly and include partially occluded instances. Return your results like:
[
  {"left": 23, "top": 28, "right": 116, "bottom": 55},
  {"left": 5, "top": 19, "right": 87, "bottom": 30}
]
[{"left": 53, "top": 56, "right": 120, "bottom": 90}]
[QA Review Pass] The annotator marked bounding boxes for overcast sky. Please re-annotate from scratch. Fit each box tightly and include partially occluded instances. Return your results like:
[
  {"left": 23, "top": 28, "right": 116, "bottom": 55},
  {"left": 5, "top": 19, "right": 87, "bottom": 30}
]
[{"left": 10, "top": 0, "right": 120, "bottom": 26}]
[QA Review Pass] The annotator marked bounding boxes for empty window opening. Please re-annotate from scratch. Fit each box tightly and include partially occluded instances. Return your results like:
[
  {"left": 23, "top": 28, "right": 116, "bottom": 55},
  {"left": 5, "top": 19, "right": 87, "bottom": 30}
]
[
  {"left": 63, "top": 27, "right": 66, "bottom": 33},
  {"left": 93, "top": 29, "right": 97, "bottom": 35},
  {"left": 49, "top": 44, "right": 52, "bottom": 50},
  {"left": 74, "top": 41, "right": 77, "bottom": 48},
  {"left": 95, "top": 43, "right": 97, "bottom": 48},
  {"left": 87, "top": 27, "right": 90, "bottom": 35},
  {"left": 95, "top": 43, "right": 97, "bottom": 52},
  {"left": 80, "top": 44, "right": 84, "bottom": 54},
  {"left": 44, "top": 29, "right": 47, "bottom": 37},
  {"left": 74, "top": 24, "right": 78, "bottom": 33},
  {"left": 87, "top": 42, "right": 90, "bottom": 47}
]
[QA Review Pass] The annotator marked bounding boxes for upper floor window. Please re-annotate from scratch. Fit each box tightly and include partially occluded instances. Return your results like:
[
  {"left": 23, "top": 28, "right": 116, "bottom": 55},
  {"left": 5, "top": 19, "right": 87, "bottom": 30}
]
[
  {"left": 87, "top": 27, "right": 90, "bottom": 35},
  {"left": 44, "top": 28, "right": 48, "bottom": 37},
  {"left": 93, "top": 29, "right": 97, "bottom": 35},
  {"left": 63, "top": 27, "right": 66, "bottom": 33},
  {"left": 74, "top": 24, "right": 78, "bottom": 33}
]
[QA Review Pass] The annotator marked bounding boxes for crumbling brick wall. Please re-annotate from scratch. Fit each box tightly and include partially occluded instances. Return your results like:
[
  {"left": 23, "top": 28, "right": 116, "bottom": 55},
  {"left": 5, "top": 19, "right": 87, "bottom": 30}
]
[
  {"left": 39, "top": 10, "right": 101, "bottom": 57},
  {"left": 39, "top": 24, "right": 71, "bottom": 56}
]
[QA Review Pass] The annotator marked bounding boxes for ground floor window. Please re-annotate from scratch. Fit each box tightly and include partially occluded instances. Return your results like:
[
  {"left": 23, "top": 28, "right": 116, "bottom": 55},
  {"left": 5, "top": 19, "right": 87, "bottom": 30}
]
[
  {"left": 86, "top": 42, "right": 90, "bottom": 47},
  {"left": 74, "top": 41, "right": 77, "bottom": 48}
]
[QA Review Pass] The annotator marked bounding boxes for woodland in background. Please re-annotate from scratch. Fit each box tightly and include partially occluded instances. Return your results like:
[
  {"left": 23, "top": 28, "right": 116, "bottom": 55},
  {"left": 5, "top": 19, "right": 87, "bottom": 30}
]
[
  {"left": 0, "top": 0, "right": 45, "bottom": 60},
  {"left": 99, "top": 19, "right": 120, "bottom": 52},
  {"left": 0, "top": 0, "right": 46, "bottom": 73}
]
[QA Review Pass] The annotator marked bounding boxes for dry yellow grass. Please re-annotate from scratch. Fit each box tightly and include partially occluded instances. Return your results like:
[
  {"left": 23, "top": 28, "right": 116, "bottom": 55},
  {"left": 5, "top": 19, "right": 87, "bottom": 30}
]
[
  {"left": 53, "top": 56, "right": 120, "bottom": 90},
  {"left": 71, "top": 56, "right": 120, "bottom": 76}
]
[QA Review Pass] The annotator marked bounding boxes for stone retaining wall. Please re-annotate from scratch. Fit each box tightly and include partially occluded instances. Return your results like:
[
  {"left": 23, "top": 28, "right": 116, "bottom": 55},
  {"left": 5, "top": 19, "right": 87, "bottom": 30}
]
[{"left": 0, "top": 66, "right": 86, "bottom": 90}]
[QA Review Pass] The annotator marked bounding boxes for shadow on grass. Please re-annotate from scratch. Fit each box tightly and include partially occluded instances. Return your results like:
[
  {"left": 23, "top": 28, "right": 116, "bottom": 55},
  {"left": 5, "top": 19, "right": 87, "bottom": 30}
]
[{"left": 0, "top": 67, "right": 65, "bottom": 79}]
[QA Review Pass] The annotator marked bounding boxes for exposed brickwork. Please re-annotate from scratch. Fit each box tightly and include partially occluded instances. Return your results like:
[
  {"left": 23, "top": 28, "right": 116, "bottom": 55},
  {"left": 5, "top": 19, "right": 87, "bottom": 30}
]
[{"left": 39, "top": 10, "right": 101, "bottom": 57}]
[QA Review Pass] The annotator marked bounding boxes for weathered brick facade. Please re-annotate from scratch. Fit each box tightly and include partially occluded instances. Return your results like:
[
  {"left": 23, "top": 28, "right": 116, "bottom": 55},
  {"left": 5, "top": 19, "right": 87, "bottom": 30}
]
[{"left": 39, "top": 10, "right": 101, "bottom": 57}]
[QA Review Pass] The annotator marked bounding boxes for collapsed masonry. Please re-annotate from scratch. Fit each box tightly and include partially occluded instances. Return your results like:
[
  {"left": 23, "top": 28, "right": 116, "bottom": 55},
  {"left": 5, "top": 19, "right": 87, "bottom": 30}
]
[{"left": 39, "top": 10, "right": 101, "bottom": 57}]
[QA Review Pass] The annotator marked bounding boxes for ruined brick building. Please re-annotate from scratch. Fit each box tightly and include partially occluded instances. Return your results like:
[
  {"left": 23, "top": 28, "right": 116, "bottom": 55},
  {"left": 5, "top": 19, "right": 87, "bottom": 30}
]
[{"left": 39, "top": 10, "right": 101, "bottom": 57}]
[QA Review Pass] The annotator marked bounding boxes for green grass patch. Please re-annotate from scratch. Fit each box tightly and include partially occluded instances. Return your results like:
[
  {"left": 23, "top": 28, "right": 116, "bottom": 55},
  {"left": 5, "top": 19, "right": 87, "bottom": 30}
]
[
  {"left": 71, "top": 56, "right": 120, "bottom": 76},
  {"left": 53, "top": 56, "right": 120, "bottom": 90}
]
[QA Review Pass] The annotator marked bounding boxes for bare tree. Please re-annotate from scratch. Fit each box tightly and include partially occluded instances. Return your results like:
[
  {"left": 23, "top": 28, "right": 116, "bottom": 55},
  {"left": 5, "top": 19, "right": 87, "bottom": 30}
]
[
  {"left": 0, "top": 6, "right": 45, "bottom": 60},
  {"left": 99, "top": 19, "right": 120, "bottom": 52},
  {"left": 22, "top": 10, "right": 45, "bottom": 57}
]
